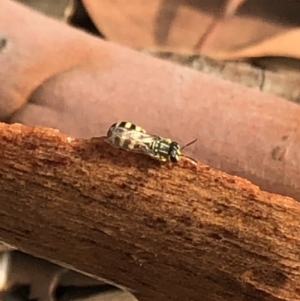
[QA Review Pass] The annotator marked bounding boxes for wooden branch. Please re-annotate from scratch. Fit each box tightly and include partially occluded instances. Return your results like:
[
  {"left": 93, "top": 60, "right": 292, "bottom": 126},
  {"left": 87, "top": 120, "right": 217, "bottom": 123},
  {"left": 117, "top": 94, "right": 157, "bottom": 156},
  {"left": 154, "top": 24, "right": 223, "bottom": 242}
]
[{"left": 0, "top": 122, "right": 300, "bottom": 301}]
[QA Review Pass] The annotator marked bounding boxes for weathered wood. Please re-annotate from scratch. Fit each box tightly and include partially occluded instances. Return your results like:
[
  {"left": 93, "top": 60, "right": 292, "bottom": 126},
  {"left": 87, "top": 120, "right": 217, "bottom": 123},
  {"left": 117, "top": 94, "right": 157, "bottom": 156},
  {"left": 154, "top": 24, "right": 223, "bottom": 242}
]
[{"left": 0, "top": 122, "right": 300, "bottom": 301}]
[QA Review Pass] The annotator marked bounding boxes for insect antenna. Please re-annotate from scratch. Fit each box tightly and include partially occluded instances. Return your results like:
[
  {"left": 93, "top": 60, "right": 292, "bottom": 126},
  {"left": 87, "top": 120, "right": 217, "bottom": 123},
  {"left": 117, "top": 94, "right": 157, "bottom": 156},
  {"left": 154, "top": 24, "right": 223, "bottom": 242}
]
[
  {"left": 181, "top": 138, "right": 197, "bottom": 151},
  {"left": 180, "top": 138, "right": 197, "bottom": 164}
]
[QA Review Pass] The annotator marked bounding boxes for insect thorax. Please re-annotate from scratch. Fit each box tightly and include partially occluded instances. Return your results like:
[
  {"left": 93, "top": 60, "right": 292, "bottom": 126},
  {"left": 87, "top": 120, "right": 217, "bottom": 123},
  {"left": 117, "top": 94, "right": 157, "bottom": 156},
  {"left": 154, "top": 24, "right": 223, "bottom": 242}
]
[{"left": 148, "top": 138, "right": 181, "bottom": 162}]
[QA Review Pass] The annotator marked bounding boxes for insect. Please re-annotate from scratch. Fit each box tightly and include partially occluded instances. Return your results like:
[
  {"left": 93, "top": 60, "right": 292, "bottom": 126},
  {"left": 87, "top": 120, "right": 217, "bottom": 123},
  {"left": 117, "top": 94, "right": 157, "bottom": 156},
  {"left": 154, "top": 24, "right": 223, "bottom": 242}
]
[{"left": 105, "top": 121, "right": 197, "bottom": 163}]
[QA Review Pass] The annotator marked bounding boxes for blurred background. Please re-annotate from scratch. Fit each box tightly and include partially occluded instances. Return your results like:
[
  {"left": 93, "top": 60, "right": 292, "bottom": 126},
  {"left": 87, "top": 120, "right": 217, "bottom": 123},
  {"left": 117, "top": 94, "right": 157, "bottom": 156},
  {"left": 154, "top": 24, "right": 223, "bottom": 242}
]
[
  {"left": 1, "top": 1, "right": 300, "bottom": 301},
  {"left": 16, "top": 0, "right": 300, "bottom": 103}
]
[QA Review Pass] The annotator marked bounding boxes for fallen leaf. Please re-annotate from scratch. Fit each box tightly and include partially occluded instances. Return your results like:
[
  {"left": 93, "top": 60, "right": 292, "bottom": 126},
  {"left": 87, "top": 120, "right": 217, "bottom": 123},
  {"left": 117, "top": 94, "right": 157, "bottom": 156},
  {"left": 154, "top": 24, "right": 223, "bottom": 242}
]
[{"left": 82, "top": 0, "right": 300, "bottom": 60}]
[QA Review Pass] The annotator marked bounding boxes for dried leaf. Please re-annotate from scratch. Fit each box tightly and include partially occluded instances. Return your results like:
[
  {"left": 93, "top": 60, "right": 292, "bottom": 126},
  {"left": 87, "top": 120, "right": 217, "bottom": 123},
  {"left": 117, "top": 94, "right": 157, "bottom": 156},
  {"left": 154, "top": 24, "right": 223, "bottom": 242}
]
[
  {"left": 82, "top": 0, "right": 300, "bottom": 60},
  {"left": 202, "top": 28, "right": 300, "bottom": 59},
  {"left": 82, "top": 0, "right": 216, "bottom": 52},
  {"left": 223, "top": 0, "right": 248, "bottom": 18}
]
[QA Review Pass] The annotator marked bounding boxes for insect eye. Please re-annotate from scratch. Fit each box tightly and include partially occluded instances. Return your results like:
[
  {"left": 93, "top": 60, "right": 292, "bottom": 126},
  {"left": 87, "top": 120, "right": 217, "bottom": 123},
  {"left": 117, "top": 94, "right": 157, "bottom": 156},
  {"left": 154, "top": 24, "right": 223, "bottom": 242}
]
[
  {"left": 169, "top": 143, "right": 180, "bottom": 162},
  {"left": 170, "top": 142, "right": 179, "bottom": 148},
  {"left": 170, "top": 154, "right": 178, "bottom": 163}
]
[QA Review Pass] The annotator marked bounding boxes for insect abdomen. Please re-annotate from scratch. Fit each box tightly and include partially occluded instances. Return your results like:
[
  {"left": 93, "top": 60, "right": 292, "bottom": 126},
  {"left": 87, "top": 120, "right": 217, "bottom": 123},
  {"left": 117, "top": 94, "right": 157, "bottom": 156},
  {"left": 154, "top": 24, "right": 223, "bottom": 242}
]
[
  {"left": 110, "top": 136, "right": 136, "bottom": 150},
  {"left": 107, "top": 121, "right": 145, "bottom": 136},
  {"left": 106, "top": 121, "right": 146, "bottom": 150}
]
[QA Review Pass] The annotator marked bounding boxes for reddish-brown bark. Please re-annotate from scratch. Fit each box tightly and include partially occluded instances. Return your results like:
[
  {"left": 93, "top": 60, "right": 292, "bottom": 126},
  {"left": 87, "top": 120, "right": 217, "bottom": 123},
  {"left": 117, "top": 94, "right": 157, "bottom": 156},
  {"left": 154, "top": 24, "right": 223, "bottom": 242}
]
[
  {"left": 0, "top": 122, "right": 300, "bottom": 301},
  {"left": 0, "top": 1, "right": 300, "bottom": 203}
]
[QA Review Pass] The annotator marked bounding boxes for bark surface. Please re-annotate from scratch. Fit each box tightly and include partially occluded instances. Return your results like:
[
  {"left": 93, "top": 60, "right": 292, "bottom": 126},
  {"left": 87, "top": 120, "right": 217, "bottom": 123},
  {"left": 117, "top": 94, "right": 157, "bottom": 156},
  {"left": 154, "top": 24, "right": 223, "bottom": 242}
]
[
  {"left": 2, "top": 0, "right": 300, "bottom": 203},
  {"left": 0, "top": 122, "right": 300, "bottom": 301}
]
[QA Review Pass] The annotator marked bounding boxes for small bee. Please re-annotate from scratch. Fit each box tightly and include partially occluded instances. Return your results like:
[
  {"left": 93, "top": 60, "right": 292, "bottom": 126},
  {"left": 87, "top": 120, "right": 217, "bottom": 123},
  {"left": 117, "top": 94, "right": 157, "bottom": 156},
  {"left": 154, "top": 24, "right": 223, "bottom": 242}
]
[{"left": 105, "top": 121, "right": 197, "bottom": 163}]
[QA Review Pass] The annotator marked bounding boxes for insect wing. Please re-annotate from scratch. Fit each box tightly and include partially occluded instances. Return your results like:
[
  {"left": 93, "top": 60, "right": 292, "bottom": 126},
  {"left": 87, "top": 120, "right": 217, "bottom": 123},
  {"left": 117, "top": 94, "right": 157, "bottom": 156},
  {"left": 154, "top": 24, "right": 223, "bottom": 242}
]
[
  {"left": 126, "top": 132, "right": 156, "bottom": 155},
  {"left": 105, "top": 127, "right": 153, "bottom": 155},
  {"left": 118, "top": 131, "right": 160, "bottom": 158}
]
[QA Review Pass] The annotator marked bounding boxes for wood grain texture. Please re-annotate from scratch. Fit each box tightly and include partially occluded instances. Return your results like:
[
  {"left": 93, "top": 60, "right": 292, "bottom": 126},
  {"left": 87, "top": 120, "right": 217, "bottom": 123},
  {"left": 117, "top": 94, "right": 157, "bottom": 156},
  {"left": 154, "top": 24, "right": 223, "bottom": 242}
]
[{"left": 0, "top": 122, "right": 300, "bottom": 301}]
